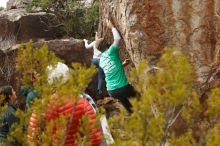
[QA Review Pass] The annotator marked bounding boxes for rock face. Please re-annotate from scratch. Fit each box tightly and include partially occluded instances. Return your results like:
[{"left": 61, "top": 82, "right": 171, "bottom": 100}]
[
  {"left": 0, "top": 8, "right": 62, "bottom": 52},
  {"left": 35, "top": 39, "right": 107, "bottom": 98},
  {"left": 7, "top": 0, "right": 32, "bottom": 9},
  {"left": 0, "top": 38, "right": 93, "bottom": 81},
  {"left": 0, "top": 7, "right": 104, "bottom": 99},
  {"left": 99, "top": 0, "right": 220, "bottom": 90},
  {"left": 0, "top": 39, "right": 106, "bottom": 99},
  {"left": 33, "top": 39, "right": 93, "bottom": 66}
]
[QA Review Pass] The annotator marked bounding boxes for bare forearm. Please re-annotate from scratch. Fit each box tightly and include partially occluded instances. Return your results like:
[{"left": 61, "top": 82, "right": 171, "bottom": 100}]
[
  {"left": 107, "top": 20, "right": 121, "bottom": 47},
  {"left": 84, "top": 40, "right": 95, "bottom": 49}
]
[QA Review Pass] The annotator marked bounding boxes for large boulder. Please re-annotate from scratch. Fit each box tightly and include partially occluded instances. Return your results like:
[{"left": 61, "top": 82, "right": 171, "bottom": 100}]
[
  {"left": 0, "top": 38, "right": 93, "bottom": 81},
  {"left": 98, "top": 0, "right": 220, "bottom": 91},
  {"left": 0, "top": 38, "right": 106, "bottom": 99},
  {"left": 34, "top": 39, "right": 107, "bottom": 98},
  {"left": 33, "top": 39, "right": 93, "bottom": 66},
  {"left": 0, "top": 8, "right": 63, "bottom": 52}
]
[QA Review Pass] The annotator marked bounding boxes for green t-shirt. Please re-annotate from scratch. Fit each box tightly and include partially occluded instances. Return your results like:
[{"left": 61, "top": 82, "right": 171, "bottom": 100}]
[{"left": 100, "top": 44, "right": 128, "bottom": 91}]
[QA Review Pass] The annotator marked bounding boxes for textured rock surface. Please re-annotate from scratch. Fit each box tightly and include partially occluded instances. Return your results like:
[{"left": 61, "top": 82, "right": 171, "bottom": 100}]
[
  {"left": 6, "top": 0, "right": 32, "bottom": 9},
  {"left": 0, "top": 8, "right": 62, "bottom": 52},
  {"left": 33, "top": 39, "right": 93, "bottom": 66},
  {"left": 0, "top": 39, "right": 106, "bottom": 99},
  {"left": 99, "top": 0, "right": 220, "bottom": 90},
  {"left": 34, "top": 39, "right": 108, "bottom": 98},
  {"left": 0, "top": 38, "right": 93, "bottom": 79}
]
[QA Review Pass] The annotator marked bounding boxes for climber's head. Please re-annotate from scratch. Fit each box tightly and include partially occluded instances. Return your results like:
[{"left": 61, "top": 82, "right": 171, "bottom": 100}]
[{"left": 95, "top": 37, "right": 111, "bottom": 52}]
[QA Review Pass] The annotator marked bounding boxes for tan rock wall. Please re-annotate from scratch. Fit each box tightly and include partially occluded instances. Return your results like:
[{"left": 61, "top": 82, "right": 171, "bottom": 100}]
[
  {"left": 0, "top": 39, "right": 93, "bottom": 84},
  {"left": 99, "top": 0, "right": 220, "bottom": 88},
  {"left": 0, "top": 9, "right": 63, "bottom": 52}
]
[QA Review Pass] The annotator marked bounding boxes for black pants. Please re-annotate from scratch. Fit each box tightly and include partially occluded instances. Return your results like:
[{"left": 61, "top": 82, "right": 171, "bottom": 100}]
[{"left": 108, "top": 84, "right": 136, "bottom": 113}]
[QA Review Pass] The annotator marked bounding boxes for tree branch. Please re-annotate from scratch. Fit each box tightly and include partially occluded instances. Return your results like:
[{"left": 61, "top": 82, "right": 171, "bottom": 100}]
[
  {"left": 151, "top": 103, "right": 159, "bottom": 118},
  {"left": 169, "top": 106, "right": 183, "bottom": 127}
]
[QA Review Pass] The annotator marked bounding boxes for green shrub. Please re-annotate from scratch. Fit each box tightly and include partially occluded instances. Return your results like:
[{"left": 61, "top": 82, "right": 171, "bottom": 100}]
[
  {"left": 109, "top": 48, "right": 201, "bottom": 146},
  {"left": 7, "top": 40, "right": 96, "bottom": 145},
  {"left": 4, "top": 44, "right": 220, "bottom": 145}
]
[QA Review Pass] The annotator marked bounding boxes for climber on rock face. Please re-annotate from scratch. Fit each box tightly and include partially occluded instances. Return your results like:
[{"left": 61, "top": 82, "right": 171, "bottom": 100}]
[
  {"left": 96, "top": 19, "right": 136, "bottom": 113},
  {"left": 83, "top": 32, "right": 105, "bottom": 95}
]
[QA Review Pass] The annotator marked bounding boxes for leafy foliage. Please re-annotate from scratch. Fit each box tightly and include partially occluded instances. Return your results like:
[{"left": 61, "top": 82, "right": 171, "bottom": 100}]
[
  {"left": 2, "top": 43, "right": 220, "bottom": 145},
  {"left": 16, "top": 40, "right": 61, "bottom": 87},
  {"left": 109, "top": 48, "right": 201, "bottom": 146},
  {"left": 206, "top": 88, "right": 220, "bottom": 146},
  {"left": 28, "top": 0, "right": 99, "bottom": 39},
  {"left": 10, "top": 40, "right": 96, "bottom": 145}
]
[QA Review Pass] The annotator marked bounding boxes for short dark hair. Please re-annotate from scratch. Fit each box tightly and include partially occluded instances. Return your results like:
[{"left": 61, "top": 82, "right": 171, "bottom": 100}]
[
  {"left": 97, "top": 38, "right": 111, "bottom": 52},
  {"left": 0, "top": 85, "right": 13, "bottom": 104}
]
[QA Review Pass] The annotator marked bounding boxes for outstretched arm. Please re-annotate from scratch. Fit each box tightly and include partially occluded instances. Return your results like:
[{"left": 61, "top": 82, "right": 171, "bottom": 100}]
[
  {"left": 107, "top": 20, "right": 121, "bottom": 47},
  {"left": 83, "top": 39, "right": 95, "bottom": 49}
]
